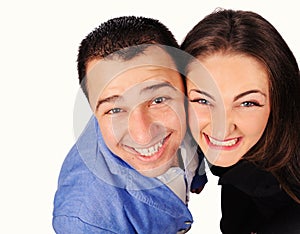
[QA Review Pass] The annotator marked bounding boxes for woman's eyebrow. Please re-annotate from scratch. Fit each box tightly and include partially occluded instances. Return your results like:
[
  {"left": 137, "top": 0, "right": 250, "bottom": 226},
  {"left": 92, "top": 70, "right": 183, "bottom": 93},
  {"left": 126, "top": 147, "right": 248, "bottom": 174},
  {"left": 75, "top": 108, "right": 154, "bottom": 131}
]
[
  {"left": 233, "top": 90, "right": 267, "bottom": 101},
  {"left": 189, "top": 89, "right": 215, "bottom": 101}
]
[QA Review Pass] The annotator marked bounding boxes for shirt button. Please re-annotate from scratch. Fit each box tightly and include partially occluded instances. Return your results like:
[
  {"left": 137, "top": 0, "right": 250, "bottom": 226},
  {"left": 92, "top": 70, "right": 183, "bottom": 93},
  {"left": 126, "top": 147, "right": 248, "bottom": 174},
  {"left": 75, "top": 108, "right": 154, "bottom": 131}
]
[
  {"left": 177, "top": 230, "right": 188, "bottom": 234},
  {"left": 177, "top": 223, "right": 192, "bottom": 233}
]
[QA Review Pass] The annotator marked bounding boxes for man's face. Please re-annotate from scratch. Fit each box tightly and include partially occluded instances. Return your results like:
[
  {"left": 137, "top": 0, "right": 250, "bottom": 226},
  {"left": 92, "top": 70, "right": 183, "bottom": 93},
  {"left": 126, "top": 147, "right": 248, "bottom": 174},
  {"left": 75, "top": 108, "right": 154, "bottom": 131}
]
[{"left": 86, "top": 46, "right": 186, "bottom": 177}]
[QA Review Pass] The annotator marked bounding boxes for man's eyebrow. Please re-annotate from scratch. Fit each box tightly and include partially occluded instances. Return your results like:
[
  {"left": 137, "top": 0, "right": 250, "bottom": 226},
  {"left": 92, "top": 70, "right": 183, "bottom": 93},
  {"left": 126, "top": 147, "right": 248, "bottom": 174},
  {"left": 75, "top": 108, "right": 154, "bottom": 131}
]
[
  {"left": 96, "top": 82, "right": 177, "bottom": 110},
  {"left": 140, "top": 82, "right": 176, "bottom": 94},
  {"left": 233, "top": 90, "right": 266, "bottom": 101},
  {"left": 189, "top": 89, "right": 215, "bottom": 101},
  {"left": 96, "top": 95, "right": 122, "bottom": 110}
]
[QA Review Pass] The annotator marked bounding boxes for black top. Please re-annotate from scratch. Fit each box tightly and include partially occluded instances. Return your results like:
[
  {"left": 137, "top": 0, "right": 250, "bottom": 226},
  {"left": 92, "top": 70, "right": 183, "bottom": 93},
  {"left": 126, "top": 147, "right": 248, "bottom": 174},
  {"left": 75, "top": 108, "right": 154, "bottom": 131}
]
[{"left": 210, "top": 160, "right": 300, "bottom": 234}]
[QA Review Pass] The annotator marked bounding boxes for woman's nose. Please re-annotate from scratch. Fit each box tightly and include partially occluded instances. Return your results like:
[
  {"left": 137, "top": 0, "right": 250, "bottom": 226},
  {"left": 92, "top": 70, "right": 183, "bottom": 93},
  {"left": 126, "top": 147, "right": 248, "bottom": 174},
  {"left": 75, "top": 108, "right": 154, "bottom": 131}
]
[{"left": 212, "top": 107, "right": 237, "bottom": 139}]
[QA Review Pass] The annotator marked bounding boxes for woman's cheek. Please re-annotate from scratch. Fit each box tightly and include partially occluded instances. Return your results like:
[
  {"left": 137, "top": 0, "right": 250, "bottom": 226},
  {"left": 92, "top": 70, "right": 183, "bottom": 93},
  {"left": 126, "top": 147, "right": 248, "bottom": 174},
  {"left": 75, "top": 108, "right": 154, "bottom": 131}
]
[{"left": 188, "top": 104, "right": 201, "bottom": 140}]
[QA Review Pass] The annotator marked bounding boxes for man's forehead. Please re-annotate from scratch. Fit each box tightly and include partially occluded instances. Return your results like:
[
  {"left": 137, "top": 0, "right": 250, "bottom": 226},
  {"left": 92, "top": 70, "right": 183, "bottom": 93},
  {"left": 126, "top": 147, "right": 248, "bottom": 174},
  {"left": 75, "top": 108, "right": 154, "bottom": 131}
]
[
  {"left": 86, "top": 46, "right": 177, "bottom": 80},
  {"left": 86, "top": 46, "right": 179, "bottom": 110}
]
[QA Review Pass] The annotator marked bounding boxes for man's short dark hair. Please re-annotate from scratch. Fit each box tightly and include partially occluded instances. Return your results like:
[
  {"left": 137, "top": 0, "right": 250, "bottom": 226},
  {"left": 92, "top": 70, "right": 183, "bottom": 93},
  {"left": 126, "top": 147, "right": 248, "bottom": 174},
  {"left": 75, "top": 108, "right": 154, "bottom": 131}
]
[{"left": 77, "top": 16, "right": 179, "bottom": 98}]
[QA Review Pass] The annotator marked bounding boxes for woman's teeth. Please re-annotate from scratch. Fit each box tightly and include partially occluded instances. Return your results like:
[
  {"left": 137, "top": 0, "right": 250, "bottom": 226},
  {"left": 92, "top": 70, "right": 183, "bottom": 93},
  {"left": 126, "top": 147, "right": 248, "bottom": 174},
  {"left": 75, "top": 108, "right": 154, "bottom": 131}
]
[
  {"left": 209, "top": 136, "right": 238, "bottom": 146},
  {"left": 134, "top": 139, "right": 164, "bottom": 157}
]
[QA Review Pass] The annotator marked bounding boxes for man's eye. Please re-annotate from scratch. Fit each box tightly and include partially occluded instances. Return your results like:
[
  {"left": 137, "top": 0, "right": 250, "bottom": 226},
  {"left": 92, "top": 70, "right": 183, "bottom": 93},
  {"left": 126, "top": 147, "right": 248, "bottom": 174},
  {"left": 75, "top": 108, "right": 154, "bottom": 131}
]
[
  {"left": 152, "top": 97, "right": 167, "bottom": 105},
  {"left": 106, "top": 108, "right": 123, "bottom": 114}
]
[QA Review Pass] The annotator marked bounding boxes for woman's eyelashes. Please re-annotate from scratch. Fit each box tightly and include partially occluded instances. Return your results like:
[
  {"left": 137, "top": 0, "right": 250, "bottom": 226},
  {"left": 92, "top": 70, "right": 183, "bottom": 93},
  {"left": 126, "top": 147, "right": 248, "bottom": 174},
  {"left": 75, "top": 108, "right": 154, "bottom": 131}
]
[
  {"left": 189, "top": 98, "right": 211, "bottom": 106},
  {"left": 240, "top": 101, "right": 264, "bottom": 107},
  {"left": 189, "top": 98, "right": 264, "bottom": 108},
  {"left": 188, "top": 89, "right": 266, "bottom": 109}
]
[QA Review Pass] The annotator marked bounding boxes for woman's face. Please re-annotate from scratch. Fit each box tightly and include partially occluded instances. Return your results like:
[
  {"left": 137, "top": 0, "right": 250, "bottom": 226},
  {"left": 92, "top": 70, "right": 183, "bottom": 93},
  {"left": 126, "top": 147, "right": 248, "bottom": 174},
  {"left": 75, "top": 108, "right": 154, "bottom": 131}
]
[{"left": 186, "top": 53, "right": 271, "bottom": 167}]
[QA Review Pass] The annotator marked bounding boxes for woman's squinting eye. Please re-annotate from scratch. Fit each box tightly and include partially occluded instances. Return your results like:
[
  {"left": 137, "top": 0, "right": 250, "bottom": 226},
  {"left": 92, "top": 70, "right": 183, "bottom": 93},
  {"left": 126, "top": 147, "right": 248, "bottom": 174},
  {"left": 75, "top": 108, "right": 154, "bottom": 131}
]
[
  {"left": 106, "top": 107, "right": 123, "bottom": 115},
  {"left": 190, "top": 98, "right": 211, "bottom": 105},
  {"left": 240, "top": 101, "right": 263, "bottom": 107}
]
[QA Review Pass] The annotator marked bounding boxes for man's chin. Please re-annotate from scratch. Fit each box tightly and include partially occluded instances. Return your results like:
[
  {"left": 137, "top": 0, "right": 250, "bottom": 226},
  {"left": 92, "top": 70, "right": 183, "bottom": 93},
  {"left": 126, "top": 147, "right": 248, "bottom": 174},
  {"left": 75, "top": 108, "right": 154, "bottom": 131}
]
[{"left": 138, "top": 158, "right": 177, "bottom": 178}]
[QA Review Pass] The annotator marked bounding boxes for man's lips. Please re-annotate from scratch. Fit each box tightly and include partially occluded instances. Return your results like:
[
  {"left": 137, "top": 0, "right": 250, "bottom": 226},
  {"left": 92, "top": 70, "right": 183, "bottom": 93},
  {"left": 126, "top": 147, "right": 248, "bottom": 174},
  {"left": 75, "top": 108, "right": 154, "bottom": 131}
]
[
  {"left": 122, "top": 133, "right": 170, "bottom": 156},
  {"left": 133, "top": 138, "right": 164, "bottom": 157}
]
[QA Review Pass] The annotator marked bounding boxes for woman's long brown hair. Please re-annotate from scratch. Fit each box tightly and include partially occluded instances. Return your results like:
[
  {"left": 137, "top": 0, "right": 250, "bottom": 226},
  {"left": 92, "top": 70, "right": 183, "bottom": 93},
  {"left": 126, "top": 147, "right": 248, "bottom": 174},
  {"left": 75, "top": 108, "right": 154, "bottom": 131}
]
[{"left": 181, "top": 9, "right": 300, "bottom": 203}]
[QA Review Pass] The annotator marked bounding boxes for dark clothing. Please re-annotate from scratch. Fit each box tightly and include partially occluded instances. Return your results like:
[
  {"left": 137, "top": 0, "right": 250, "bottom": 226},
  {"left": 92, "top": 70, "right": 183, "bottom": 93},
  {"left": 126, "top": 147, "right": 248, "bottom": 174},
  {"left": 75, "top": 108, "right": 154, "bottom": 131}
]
[{"left": 210, "top": 160, "right": 300, "bottom": 234}]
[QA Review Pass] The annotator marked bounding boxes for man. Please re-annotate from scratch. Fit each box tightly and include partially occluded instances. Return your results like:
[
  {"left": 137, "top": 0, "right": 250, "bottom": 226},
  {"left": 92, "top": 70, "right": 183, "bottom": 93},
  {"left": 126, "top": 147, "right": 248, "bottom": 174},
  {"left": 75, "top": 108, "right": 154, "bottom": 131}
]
[{"left": 53, "top": 16, "right": 206, "bottom": 233}]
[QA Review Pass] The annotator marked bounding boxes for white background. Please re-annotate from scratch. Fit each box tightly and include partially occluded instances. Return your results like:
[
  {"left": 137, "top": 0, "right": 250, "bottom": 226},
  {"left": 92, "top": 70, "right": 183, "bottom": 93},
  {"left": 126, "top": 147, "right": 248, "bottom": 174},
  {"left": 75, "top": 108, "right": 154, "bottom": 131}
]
[{"left": 0, "top": 0, "right": 298, "bottom": 233}]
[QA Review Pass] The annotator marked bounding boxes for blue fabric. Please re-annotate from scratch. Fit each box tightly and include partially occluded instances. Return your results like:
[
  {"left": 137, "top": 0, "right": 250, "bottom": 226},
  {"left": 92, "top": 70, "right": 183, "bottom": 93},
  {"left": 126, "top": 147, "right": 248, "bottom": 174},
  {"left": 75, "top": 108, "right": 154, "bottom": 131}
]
[
  {"left": 53, "top": 116, "right": 193, "bottom": 233},
  {"left": 191, "top": 150, "right": 208, "bottom": 190},
  {"left": 191, "top": 172, "right": 208, "bottom": 190}
]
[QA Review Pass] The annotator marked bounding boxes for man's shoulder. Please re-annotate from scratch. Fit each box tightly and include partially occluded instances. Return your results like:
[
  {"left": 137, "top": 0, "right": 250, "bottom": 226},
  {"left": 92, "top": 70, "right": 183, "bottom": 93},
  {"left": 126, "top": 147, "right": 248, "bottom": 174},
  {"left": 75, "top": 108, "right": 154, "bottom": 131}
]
[{"left": 53, "top": 149, "right": 126, "bottom": 223}]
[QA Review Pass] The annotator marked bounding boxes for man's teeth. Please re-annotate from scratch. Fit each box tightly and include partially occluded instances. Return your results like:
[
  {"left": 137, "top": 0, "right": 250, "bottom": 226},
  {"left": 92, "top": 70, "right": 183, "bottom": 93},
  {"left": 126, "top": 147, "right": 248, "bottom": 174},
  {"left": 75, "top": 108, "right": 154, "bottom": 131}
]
[
  {"left": 209, "top": 136, "right": 238, "bottom": 146},
  {"left": 134, "top": 140, "right": 163, "bottom": 157}
]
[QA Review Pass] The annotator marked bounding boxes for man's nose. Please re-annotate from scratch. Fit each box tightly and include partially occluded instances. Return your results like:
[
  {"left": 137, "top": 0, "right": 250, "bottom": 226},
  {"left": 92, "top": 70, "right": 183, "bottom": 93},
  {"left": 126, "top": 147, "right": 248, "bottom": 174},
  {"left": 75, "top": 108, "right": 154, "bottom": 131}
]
[{"left": 128, "top": 107, "right": 160, "bottom": 145}]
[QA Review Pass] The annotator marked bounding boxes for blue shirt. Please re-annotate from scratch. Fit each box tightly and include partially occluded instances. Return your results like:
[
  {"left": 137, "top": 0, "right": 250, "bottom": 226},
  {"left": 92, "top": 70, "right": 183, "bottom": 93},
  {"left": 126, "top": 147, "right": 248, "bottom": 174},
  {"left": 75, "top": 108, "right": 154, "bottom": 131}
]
[{"left": 53, "top": 116, "right": 195, "bottom": 233}]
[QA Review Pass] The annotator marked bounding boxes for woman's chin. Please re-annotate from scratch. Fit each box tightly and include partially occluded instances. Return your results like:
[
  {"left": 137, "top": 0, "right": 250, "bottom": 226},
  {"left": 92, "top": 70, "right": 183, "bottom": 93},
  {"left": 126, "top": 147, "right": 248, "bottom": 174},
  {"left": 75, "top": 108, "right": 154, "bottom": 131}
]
[{"left": 206, "top": 153, "right": 241, "bottom": 168}]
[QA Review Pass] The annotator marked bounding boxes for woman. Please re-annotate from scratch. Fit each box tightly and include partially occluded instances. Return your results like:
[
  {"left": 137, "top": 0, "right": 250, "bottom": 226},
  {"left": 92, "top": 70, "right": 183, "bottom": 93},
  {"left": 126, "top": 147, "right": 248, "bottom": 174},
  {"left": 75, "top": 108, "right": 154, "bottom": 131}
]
[{"left": 181, "top": 9, "right": 300, "bottom": 233}]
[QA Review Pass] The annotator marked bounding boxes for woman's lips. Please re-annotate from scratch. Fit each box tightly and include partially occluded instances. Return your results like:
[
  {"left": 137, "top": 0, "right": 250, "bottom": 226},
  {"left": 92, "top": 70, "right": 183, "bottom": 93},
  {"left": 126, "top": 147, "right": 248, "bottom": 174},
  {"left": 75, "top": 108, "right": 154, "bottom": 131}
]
[{"left": 204, "top": 133, "right": 241, "bottom": 150}]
